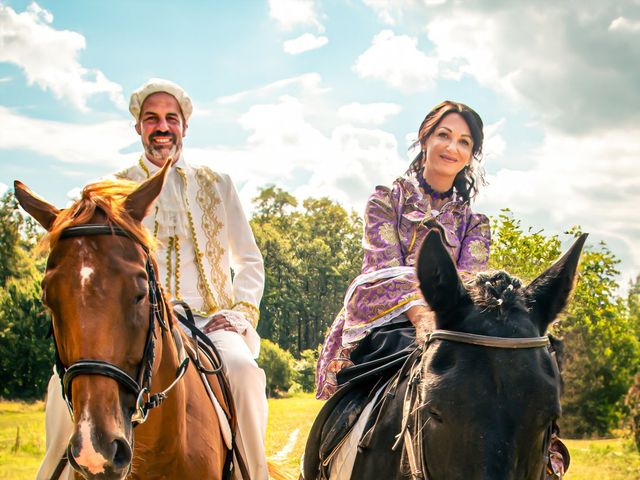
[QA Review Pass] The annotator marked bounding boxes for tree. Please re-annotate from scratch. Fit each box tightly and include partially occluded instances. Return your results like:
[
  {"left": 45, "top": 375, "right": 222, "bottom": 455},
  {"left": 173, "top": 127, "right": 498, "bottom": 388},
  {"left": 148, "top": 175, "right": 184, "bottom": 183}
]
[
  {"left": 251, "top": 186, "right": 363, "bottom": 355},
  {"left": 0, "top": 276, "right": 53, "bottom": 398},
  {"left": 0, "top": 191, "right": 41, "bottom": 287},
  {"left": 0, "top": 191, "right": 52, "bottom": 399},
  {"left": 625, "top": 275, "right": 640, "bottom": 451},
  {"left": 489, "top": 210, "right": 640, "bottom": 437},
  {"left": 257, "top": 339, "right": 295, "bottom": 397}
]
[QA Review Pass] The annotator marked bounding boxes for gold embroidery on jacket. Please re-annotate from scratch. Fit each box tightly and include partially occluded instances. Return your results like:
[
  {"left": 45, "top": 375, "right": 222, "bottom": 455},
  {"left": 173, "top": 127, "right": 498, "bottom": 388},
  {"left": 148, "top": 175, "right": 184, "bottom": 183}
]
[
  {"left": 232, "top": 301, "right": 260, "bottom": 328},
  {"left": 194, "top": 167, "right": 232, "bottom": 309},
  {"left": 176, "top": 167, "right": 219, "bottom": 314}
]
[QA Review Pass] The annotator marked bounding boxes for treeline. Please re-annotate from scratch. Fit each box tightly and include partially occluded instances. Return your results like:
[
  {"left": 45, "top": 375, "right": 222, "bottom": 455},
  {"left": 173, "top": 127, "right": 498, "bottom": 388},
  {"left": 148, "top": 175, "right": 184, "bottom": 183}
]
[{"left": 1, "top": 188, "right": 639, "bottom": 440}]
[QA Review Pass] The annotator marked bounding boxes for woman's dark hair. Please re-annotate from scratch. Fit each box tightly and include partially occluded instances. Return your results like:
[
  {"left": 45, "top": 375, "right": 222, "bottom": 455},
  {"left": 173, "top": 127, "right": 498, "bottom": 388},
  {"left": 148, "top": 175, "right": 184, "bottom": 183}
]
[{"left": 407, "top": 100, "right": 486, "bottom": 203}]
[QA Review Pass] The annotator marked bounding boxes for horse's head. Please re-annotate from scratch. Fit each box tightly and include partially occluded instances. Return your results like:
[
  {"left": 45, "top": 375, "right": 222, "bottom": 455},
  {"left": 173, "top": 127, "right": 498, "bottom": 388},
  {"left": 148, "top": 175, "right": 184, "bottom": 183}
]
[
  {"left": 415, "top": 227, "right": 586, "bottom": 480},
  {"left": 14, "top": 160, "right": 171, "bottom": 480}
]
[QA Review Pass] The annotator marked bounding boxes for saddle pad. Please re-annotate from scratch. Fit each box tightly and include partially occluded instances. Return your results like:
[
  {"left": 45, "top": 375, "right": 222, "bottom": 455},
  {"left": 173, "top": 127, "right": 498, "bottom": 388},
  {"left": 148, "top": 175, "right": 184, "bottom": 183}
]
[
  {"left": 199, "top": 369, "right": 233, "bottom": 450},
  {"left": 328, "top": 385, "right": 385, "bottom": 479}
]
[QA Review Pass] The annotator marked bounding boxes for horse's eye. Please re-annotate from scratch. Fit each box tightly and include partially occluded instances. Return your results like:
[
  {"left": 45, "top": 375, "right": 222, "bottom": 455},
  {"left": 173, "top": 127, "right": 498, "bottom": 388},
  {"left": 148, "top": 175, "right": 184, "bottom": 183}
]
[
  {"left": 134, "top": 293, "right": 146, "bottom": 305},
  {"left": 428, "top": 408, "right": 443, "bottom": 423}
]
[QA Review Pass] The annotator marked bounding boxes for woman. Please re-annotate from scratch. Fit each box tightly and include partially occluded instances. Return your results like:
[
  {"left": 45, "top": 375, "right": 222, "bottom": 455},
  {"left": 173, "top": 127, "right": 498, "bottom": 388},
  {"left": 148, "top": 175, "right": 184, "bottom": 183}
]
[
  {"left": 316, "top": 100, "right": 490, "bottom": 400},
  {"left": 314, "top": 100, "right": 569, "bottom": 480}
]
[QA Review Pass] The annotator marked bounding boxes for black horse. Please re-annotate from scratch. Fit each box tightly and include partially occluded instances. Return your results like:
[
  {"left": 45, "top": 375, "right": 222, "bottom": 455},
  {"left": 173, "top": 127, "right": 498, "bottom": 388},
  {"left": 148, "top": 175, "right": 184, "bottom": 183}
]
[{"left": 304, "top": 228, "right": 586, "bottom": 480}]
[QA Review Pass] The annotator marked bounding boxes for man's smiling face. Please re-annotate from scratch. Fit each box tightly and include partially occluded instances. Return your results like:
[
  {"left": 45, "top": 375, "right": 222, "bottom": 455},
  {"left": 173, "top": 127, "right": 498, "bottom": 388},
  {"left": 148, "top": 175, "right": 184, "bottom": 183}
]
[{"left": 136, "top": 92, "right": 188, "bottom": 166}]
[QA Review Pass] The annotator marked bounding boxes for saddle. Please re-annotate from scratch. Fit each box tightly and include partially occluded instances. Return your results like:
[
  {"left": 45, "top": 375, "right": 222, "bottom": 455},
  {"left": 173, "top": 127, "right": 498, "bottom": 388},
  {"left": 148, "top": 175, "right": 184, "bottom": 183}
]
[
  {"left": 303, "top": 346, "right": 420, "bottom": 480},
  {"left": 172, "top": 301, "right": 250, "bottom": 480}
]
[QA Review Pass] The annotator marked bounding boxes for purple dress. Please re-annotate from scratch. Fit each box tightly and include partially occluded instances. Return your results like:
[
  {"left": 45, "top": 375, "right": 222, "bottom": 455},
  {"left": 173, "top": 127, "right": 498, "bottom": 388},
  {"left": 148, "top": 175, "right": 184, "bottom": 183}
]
[{"left": 316, "top": 174, "right": 491, "bottom": 399}]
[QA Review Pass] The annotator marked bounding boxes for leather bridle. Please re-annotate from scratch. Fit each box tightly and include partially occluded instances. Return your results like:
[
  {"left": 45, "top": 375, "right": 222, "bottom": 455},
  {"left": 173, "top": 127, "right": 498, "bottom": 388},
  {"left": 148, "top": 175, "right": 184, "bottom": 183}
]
[
  {"left": 393, "top": 329, "right": 554, "bottom": 480},
  {"left": 51, "top": 224, "right": 189, "bottom": 425}
]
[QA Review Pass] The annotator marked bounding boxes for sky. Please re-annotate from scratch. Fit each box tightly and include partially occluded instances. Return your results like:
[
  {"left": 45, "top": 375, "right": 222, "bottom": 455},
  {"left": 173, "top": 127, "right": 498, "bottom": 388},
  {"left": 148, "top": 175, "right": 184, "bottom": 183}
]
[{"left": 0, "top": 0, "right": 638, "bottom": 290}]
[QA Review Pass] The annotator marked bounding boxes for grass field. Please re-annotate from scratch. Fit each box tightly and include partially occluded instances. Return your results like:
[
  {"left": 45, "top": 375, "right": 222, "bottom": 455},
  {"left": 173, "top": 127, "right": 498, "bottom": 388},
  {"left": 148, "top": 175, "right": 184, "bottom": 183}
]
[{"left": 1, "top": 395, "right": 639, "bottom": 479}]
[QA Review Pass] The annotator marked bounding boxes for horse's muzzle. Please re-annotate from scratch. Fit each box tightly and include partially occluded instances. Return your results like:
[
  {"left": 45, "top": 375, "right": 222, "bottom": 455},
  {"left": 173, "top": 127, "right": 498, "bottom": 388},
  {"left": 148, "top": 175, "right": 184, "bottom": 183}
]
[{"left": 67, "top": 431, "right": 133, "bottom": 480}]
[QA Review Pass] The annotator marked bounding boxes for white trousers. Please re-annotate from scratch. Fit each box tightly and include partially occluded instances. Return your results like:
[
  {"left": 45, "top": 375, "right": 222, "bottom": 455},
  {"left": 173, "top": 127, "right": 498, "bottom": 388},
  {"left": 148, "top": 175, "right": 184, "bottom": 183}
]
[{"left": 36, "top": 329, "right": 268, "bottom": 480}]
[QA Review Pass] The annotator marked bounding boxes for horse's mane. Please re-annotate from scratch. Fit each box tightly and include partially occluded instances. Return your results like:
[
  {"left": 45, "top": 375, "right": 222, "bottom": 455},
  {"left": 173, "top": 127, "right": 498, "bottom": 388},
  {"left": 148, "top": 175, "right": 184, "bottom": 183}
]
[
  {"left": 41, "top": 179, "right": 156, "bottom": 252},
  {"left": 468, "top": 271, "right": 525, "bottom": 314}
]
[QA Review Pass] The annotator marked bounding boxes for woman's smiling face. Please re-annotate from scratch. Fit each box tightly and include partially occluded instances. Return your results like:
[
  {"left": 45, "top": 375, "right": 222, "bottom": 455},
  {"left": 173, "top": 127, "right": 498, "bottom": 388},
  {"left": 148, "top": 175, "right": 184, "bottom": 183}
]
[{"left": 422, "top": 112, "right": 474, "bottom": 185}]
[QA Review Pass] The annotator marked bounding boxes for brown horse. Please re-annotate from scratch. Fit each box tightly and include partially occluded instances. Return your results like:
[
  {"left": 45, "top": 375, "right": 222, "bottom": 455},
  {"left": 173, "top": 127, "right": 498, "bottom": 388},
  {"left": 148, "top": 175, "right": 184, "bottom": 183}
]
[{"left": 16, "top": 161, "right": 236, "bottom": 480}]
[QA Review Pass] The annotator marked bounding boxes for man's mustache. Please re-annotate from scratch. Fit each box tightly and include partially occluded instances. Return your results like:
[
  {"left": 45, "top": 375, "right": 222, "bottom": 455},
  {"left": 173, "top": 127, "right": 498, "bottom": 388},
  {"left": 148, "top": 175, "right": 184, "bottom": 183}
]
[{"left": 149, "top": 132, "right": 176, "bottom": 143}]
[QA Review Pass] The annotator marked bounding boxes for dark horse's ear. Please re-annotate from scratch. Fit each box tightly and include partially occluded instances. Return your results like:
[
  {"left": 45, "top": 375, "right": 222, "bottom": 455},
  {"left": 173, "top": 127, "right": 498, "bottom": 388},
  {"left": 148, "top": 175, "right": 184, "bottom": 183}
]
[
  {"left": 13, "top": 180, "right": 60, "bottom": 231},
  {"left": 417, "top": 227, "right": 471, "bottom": 324},
  {"left": 524, "top": 233, "right": 588, "bottom": 334},
  {"left": 124, "top": 158, "right": 172, "bottom": 222}
]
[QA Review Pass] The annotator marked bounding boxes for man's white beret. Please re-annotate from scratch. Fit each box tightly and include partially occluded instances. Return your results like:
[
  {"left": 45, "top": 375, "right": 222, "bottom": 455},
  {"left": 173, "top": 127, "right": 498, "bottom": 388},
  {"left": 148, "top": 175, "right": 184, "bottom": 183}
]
[{"left": 129, "top": 78, "right": 193, "bottom": 122}]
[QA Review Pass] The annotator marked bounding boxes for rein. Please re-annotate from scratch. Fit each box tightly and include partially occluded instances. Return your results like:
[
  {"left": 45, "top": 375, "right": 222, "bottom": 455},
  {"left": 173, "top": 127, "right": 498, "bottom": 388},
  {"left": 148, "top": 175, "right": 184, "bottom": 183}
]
[
  {"left": 52, "top": 224, "right": 189, "bottom": 425},
  {"left": 394, "top": 329, "right": 554, "bottom": 480}
]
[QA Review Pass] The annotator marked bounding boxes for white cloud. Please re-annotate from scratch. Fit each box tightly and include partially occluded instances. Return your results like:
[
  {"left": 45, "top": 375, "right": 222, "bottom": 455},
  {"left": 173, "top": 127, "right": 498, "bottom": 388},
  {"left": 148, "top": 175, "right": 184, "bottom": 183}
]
[
  {"left": 0, "top": 106, "right": 137, "bottom": 167},
  {"left": 476, "top": 125, "right": 640, "bottom": 286},
  {"left": 0, "top": 182, "right": 7, "bottom": 196},
  {"left": 283, "top": 33, "right": 328, "bottom": 54},
  {"left": 216, "top": 73, "right": 329, "bottom": 105},
  {"left": 337, "top": 102, "right": 402, "bottom": 125},
  {"left": 185, "top": 96, "right": 406, "bottom": 215},
  {"left": 609, "top": 16, "right": 640, "bottom": 32},
  {"left": 353, "top": 30, "right": 438, "bottom": 93},
  {"left": 357, "top": 2, "right": 640, "bottom": 133},
  {"left": 482, "top": 119, "right": 507, "bottom": 164},
  {"left": 0, "top": 3, "right": 124, "bottom": 111},
  {"left": 362, "top": 0, "right": 447, "bottom": 25},
  {"left": 268, "top": 0, "right": 323, "bottom": 31},
  {"left": 423, "top": 4, "right": 640, "bottom": 133}
]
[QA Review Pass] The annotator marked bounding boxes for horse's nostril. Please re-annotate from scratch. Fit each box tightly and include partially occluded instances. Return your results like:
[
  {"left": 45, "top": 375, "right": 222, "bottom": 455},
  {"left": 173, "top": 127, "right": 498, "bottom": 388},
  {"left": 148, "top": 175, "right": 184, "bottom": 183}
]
[{"left": 111, "top": 437, "right": 132, "bottom": 470}]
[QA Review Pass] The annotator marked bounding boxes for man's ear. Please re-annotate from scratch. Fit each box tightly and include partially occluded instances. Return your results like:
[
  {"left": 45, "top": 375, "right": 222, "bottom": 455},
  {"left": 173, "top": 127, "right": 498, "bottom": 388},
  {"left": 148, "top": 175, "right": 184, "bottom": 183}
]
[
  {"left": 182, "top": 121, "right": 188, "bottom": 138},
  {"left": 135, "top": 121, "right": 141, "bottom": 136}
]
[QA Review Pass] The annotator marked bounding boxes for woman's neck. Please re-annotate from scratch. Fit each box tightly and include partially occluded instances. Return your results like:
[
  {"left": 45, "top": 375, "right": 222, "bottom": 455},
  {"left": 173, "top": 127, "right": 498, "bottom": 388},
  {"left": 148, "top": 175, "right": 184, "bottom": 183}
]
[{"left": 422, "top": 166, "right": 454, "bottom": 193}]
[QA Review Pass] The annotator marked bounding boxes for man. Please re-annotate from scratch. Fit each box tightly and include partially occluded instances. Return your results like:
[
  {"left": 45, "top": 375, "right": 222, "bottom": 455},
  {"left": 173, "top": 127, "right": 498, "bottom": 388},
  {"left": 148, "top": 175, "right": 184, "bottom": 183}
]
[{"left": 37, "top": 78, "right": 268, "bottom": 480}]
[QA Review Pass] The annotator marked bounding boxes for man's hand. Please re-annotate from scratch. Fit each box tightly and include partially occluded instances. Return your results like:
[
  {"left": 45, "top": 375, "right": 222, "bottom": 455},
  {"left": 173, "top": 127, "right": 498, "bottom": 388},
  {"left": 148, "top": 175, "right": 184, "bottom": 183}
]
[{"left": 203, "top": 313, "right": 239, "bottom": 334}]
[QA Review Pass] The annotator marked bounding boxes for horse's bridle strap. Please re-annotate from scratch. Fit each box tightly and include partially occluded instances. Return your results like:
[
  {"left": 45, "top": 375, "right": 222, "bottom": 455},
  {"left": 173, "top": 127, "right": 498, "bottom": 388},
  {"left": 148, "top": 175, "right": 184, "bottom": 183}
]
[
  {"left": 427, "top": 329, "right": 550, "bottom": 349},
  {"left": 60, "top": 225, "right": 134, "bottom": 241},
  {"left": 63, "top": 360, "right": 141, "bottom": 396}
]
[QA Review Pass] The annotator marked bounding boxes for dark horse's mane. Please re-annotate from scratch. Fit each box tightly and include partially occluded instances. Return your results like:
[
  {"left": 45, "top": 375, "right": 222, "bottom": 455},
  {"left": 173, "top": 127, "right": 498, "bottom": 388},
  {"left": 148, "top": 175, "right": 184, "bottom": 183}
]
[
  {"left": 41, "top": 178, "right": 156, "bottom": 252},
  {"left": 467, "top": 271, "right": 525, "bottom": 317}
]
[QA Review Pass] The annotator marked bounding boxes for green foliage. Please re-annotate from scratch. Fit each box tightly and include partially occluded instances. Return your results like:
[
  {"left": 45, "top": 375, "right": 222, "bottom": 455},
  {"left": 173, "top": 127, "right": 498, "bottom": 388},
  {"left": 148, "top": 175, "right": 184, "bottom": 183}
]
[
  {"left": 626, "top": 371, "right": 640, "bottom": 452},
  {"left": 0, "top": 192, "right": 41, "bottom": 288},
  {"left": 0, "top": 191, "right": 52, "bottom": 400},
  {"left": 257, "top": 338, "right": 295, "bottom": 397},
  {"left": 293, "top": 347, "right": 320, "bottom": 393},
  {"left": 0, "top": 277, "right": 53, "bottom": 399},
  {"left": 625, "top": 275, "right": 640, "bottom": 452},
  {"left": 489, "top": 210, "right": 640, "bottom": 437},
  {"left": 252, "top": 186, "right": 363, "bottom": 355}
]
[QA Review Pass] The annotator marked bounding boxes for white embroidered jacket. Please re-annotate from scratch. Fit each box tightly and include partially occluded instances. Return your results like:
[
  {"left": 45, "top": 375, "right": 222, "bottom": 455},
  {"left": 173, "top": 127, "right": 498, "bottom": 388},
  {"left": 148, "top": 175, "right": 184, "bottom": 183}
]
[{"left": 115, "top": 156, "right": 265, "bottom": 355}]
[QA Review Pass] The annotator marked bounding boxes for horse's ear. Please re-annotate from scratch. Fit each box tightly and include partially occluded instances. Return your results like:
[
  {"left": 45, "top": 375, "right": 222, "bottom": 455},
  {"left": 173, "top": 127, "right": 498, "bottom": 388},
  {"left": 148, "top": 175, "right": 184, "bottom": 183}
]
[
  {"left": 524, "top": 233, "right": 588, "bottom": 334},
  {"left": 13, "top": 180, "right": 60, "bottom": 231},
  {"left": 417, "top": 228, "right": 470, "bottom": 321},
  {"left": 124, "top": 158, "right": 172, "bottom": 222}
]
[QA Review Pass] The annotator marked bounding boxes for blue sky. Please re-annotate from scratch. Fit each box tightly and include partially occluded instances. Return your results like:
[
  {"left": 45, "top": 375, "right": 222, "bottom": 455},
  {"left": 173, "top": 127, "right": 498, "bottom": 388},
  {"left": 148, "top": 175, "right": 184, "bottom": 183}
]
[{"left": 1, "top": 0, "right": 639, "bottom": 289}]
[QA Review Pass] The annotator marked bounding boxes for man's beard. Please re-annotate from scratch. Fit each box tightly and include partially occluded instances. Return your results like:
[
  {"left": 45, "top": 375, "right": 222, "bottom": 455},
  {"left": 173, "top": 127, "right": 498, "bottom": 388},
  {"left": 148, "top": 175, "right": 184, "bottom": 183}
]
[{"left": 144, "top": 132, "right": 181, "bottom": 162}]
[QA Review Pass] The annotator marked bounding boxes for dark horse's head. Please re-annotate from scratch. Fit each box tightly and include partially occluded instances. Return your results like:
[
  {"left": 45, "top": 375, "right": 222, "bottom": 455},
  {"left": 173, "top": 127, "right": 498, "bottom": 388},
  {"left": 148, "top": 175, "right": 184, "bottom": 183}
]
[
  {"left": 415, "top": 227, "right": 586, "bottom": 480},
  {"left": 14, "top": 161, "right": 171, "bottom": 479}
]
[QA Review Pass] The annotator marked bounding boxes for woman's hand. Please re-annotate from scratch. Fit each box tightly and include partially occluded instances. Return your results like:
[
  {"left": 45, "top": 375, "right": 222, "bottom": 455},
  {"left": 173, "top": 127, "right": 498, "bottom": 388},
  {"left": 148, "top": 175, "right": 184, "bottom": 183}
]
[
  {"left": 406, "top": 305, "right": 434, "bottom": 337},
  {"left": 406, "top": 305, "right": 429, "bottom": 326}
]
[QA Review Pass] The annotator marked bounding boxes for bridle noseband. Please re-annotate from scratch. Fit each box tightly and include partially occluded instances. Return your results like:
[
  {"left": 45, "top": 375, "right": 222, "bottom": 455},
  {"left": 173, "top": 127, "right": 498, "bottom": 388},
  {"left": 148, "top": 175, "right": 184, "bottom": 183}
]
[
  {"left": 426, "top": 329, "right": 550, "bottom": 349},
  {"left": 52, "top": 224, "right": 189, "bottom": 425}
]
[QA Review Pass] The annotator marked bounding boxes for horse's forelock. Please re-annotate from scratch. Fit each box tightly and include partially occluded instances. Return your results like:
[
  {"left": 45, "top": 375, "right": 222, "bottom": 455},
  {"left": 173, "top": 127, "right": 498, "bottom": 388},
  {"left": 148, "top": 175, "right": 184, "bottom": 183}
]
[
  {"left": 468, "top": 271, "right": 524, "bottom": 314},
  {"left": 40, "top": 179, "right": 156, "bottom": 252}
]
